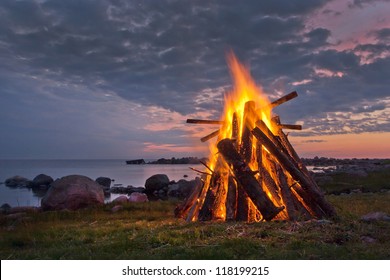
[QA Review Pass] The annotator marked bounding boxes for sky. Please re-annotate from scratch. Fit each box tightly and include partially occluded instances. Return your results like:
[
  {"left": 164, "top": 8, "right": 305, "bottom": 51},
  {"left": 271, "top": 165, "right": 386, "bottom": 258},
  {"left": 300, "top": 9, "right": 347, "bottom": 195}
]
[{"left": 0, "top": 0, "right": 389, "bottom": 159}]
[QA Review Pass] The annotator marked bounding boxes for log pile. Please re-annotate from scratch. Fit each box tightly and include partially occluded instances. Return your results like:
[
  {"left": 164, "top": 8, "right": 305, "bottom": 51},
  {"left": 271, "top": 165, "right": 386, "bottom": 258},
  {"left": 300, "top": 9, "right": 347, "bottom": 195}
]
[{"left": 175, "top": 91, "right": 336, "bottom": 222}]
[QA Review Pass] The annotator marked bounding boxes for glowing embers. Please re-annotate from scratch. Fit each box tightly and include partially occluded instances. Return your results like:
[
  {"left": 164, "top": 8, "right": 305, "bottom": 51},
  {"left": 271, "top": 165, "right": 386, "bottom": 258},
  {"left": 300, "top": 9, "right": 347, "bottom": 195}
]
[{"left": 176, "top": 54, "right": 336, "bottom": 222}]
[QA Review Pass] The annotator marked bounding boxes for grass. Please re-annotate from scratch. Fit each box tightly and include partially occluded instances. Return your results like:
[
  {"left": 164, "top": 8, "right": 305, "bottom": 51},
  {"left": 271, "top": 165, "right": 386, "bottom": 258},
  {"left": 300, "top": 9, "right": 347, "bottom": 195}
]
[
  {"left": 1, "top": 191, "right": 390, "bottom": 260},
  {"left": 318, "top": 167, "right": 390, "bottom": 194}
]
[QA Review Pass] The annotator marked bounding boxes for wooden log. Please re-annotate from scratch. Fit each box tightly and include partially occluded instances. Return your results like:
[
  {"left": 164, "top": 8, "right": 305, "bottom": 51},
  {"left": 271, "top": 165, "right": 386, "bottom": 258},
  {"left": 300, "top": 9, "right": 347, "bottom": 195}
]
[
  {"left": 248, "top": 200, "right": 260, "bottom": 222},
  {"left": 236, "top": 185, "right": 250, "bottom": 221},
  {"left": 256, "top": 141, "right": 262, "bottom": 172},
  {"left": 272, "top": 116, "right": 320, "bottom": 189},
  {"left": 174, "top": 179, "right": 203, "bottom": 219},
  {"left": 186, "top": 119, "right": 224, "bottom": 124},
  {"left": 284, "top": 173, "right": 326, "bottom": 218},
  {"left": 211, "top": 172, "right": 228, "bottom": 220},
  {"left": 256, "top": 120, "right": 291, "bottom": 156},
  {"left": 240, "top": 101, "right": 256, "bottom": 162},
  {"left": 231, "top": 110, "right": 248, "bottom": 221},
  {"left": 237, "top": 102, "right": 256, "bottom": 221},
  {"left": 259, "top": 162, "right": 282, "bottom": 205},
  {"left": 251, "top": 127, "right": 336, "bottom": 218},
  {"left": 278, "top": 124, "right": 302, "bottom": 130},
  {"left": 201, "top": 130, "right": 220, "bottom": 142},
  {"left": 274, "top": 163, "right": 297, "bottom": 221},
  {"left": 198, "top": 172, "right": 222, "bottom": 221},
  {"left": 289, "top": 185, "right": 314, "bottom": 220},
  {"left": 232, "top": 112, "right": 239, "bottom": 147},
  {"left": 217, "top": 139, "right": 284, "bottom": 221},
  {"left": 270, "top": 91, "right": 298, "bottom": 108},
  {"left": 226, "top": 176, "right": 237, "bottom": 220}
]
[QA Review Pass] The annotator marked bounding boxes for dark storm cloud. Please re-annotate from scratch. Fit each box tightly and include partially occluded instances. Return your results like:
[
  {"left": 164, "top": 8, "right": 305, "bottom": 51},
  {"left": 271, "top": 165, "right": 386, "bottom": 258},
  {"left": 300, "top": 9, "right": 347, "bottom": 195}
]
[
  {"left": 371, "top": 27, "right": 390, "bottom": 42},
  {"left": 349, "top": 0, "right": 390, "bottom": 8},
  {"left": 0, "top": 0, "right": 330, "bottom": 116}
]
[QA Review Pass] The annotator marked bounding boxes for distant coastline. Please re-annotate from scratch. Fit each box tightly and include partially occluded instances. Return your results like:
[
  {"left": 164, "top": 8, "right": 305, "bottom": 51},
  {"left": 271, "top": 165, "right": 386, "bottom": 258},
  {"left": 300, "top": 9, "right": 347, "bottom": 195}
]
[{"left": 126, "top": 157, "right": 208, "bottom": 165}]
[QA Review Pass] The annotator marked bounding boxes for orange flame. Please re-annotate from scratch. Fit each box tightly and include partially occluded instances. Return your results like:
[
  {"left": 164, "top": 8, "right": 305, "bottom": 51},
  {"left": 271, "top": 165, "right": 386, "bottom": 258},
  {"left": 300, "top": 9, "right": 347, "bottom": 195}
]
[
  {"left": 201, "top": 52, "right": 287, "bottom": 221},
  {"left": 207, "top": 52, "right": 275, "bottom": 171}
]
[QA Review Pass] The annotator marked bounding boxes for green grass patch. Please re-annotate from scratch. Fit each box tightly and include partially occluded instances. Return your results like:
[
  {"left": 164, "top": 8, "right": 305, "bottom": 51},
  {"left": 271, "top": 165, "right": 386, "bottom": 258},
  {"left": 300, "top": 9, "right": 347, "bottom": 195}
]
[
  {"left": 319, "top": 167, "right": 390, "bottom": 194},
  {"left": 1, "top": 193, "right": 390, "bottom": 260}
]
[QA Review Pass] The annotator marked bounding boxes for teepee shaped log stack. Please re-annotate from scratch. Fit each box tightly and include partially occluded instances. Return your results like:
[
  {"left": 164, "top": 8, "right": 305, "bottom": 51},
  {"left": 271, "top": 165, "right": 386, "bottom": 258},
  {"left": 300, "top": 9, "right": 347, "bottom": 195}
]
[{"left": 175, "top": 91, "right": 336, "bottom": 222}]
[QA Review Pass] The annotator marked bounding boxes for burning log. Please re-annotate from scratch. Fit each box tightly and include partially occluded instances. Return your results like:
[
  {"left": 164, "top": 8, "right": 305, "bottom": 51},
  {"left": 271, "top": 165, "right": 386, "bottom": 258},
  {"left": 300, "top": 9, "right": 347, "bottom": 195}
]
[
  {"left": 270, "top": 91, "right": 298, "bottom": 108},
  {"left": 251, "top": 127, "right": 336, "bottom": 218},
  {"left": 186, "top": 119, "right": 224, "bottom": 124},
  {"left": 200, "top": 130, "right": 220, "bottom": 142},
  {"left": 236, "top": 185, "right": 250, "bottom": 221},
  {"left": 198, "top": 171, "right": 224, "bottom": 221},
  {"left": 217, "top": 139, "right": 285, "bottom": 221},
  {"left": 226, "top": 176, "right": 237, "bottom": 220},
  {"left": 274, "top": 163, "right": 298, "bottom": 221},
  {"left": 236, "top": 101, "right": 256, "bottom": 220},
  {"left": 278, "top": 124, "right": 302, "bottom": 130},
  {"left": 174, "top": 179, "right": 203, "bottom": 219}
]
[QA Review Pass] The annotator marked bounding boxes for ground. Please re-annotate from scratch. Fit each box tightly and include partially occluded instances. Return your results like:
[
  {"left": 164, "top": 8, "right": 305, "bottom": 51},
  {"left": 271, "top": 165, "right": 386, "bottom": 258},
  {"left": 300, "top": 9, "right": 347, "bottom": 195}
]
[{"left": 1, "top": 168, "right": 389, "bottom": 259}]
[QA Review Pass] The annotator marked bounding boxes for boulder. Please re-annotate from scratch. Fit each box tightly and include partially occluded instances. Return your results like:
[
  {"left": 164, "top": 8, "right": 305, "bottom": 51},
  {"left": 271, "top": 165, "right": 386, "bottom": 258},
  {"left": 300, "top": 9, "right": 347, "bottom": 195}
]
[
  {"left": 145, "top": 174, "right": 170, "bottom": 193},
  {"left": 111, "top": 205, "right": 123, "bottom": 213},
  {"left": 95, "top": 177, "right": 112, "bottom": 189},
  {"left": 361, "top": 212, "right": 390, "bottom": 222},
  {"left": 167, "top": 178, "right": 202, "bottom": 198},
  {"left": 32, "top": 174, "right": 53, "bottom": 189},
  {"left": 361, "top": 235, "right": 377, "bottom": 243},
  {"left": 167, "top": 183, "right": 180, "bottom": 197},
  {"left": 112, "top": 195, "right": 129, "bottom": 204},
  {"left": 128, "top": 186, "right": 146, "bottom": 193},
  {"left": 5, "top": 176, "right": 32, "bottom": 188},
  {"left": 347, "top": 170, "right": 368, "bottom": 177},
  {"left": 177, "top": 177, "right": 202, "bottom": 198},
  {"left": 41, "top": 175, "right": 104, "bottom": 211},
  {"left": 129, "top": 192, "right": 148, "bottom": 202},
  {"left": 1, "top": 203, "right": 11, "bottom": 214}
]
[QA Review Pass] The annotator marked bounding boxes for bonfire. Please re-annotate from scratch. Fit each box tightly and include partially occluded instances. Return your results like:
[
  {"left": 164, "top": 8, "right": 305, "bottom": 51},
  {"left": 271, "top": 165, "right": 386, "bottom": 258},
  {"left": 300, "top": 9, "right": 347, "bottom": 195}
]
[{"left": 175, "top": 53, "right": 336, "bottom": 222}]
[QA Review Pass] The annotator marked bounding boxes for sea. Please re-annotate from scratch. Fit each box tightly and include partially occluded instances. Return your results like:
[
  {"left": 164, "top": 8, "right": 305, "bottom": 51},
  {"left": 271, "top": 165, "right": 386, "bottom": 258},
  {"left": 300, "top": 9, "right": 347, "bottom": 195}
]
[{"left": 0, "top": 159, "right": 203, "bottom": 207}]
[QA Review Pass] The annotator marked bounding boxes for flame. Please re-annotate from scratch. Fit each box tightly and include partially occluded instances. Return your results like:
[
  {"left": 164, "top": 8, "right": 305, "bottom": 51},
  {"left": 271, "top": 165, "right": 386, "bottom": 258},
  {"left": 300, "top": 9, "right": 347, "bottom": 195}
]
[
  {"left": 208, "top": 53, "right": 274, "bottom": 167},
  {"left": 201, "top": 52, "right": 286, "bottom": 221},
  {"left": 181, "top": 52, "right": 321, "bottom": 223}
]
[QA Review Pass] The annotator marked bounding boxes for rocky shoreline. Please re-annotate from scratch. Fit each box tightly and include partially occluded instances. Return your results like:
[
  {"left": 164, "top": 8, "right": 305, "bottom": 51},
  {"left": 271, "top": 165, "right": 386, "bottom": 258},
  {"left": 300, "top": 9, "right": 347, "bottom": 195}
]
[{"left": 1, "top": 172, "right": 201, "bottom": 213}]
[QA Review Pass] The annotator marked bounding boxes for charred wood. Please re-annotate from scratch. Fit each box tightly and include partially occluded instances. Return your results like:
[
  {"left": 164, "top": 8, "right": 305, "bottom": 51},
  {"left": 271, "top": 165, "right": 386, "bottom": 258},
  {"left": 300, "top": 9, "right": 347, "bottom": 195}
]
[
  {"left": 187, "top": 119, "right": 224, "bottom": 124},
  {"left": 201, "top": 130, "right": 220, "bottom": 142},
  {"left": 217, "top": 138, "right": 284, "bottom": 221},
  {"left": 226, "top": 176, "right": 237, "bottom": 220},
  {"left": 251, "top": 127, "right": 336, "bottom": 218}
]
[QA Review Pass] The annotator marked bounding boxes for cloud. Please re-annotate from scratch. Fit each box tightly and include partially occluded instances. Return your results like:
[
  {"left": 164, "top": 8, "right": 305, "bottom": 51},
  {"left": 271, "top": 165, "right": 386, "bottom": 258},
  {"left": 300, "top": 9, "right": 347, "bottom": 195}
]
[
  {"left": 349, "top": 0, "right": 390, "bottom": 8},
  {"left": 0, "top": 0, "right": 389, "bottom": 158}
]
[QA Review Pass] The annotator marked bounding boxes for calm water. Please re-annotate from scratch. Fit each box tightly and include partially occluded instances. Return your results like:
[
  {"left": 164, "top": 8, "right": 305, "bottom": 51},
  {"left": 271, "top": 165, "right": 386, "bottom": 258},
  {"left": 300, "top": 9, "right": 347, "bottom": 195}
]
[{"left": 0, "top": 159, "right": 203, "bottom": 207}]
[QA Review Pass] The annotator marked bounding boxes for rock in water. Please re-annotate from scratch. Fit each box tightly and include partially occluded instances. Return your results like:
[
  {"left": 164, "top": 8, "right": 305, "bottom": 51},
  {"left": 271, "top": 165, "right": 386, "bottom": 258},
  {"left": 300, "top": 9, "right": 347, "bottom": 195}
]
[
  {"left": 41, "top": 175, "right": 104, "bottom": 211},
  {"left": 145, "top": 174, "right": 169, "bottom": 193},
  {"left": 32, "top": 174, "right": 53, "bottom": 188},
  {"left": 95, "top": 177, "right": 112, "bottom": 189},
  {"left": 5, "top": 176, "right": 32, "bottom": 187}
]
